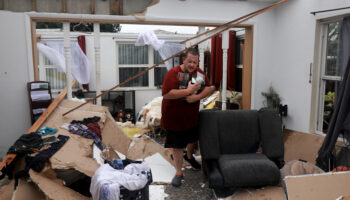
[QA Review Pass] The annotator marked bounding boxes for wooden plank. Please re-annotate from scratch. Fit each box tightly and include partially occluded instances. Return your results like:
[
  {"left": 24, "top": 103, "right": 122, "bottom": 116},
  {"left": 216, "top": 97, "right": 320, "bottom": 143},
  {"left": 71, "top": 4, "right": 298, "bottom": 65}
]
[
  {"left": 30, "top": 19, "right": 39, "bottom": 81},
  {"left": 31, "top": 0, "right": 37, "bottom": 11},
  {"left": 91, "top": 0, "right": 95, "bottom": 14},
  {"left": 0, "top": 80, "right": 74, "bottom": 171},
  {"left": 62, "top": 0, "right": 67, "bottom": 13},
  {"left": 30, "top": 17, "right": 251, "bottom": 27},
  {"left": 242, "top": 26, "right": 253, "bottom": 109}
]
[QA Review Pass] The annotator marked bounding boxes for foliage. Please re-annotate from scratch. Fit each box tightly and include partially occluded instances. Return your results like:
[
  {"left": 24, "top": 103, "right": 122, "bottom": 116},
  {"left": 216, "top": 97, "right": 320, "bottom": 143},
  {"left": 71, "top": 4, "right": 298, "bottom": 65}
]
[{"left": 261, "top": 86, "right": 281, "bottom": 109}]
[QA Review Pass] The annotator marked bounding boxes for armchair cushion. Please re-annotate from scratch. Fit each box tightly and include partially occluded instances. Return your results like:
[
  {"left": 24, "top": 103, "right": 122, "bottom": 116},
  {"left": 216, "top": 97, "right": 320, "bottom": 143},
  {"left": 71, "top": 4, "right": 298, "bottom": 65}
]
[{"left": 218, "top": 154, "right": 280, "bottom": 187}]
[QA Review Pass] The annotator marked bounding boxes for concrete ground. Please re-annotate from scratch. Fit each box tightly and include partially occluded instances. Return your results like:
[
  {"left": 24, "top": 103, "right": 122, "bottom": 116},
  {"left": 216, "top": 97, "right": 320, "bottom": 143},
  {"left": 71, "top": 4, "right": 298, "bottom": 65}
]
[{"left": 165, "top": 167, "right": 214, "bottom": 200}]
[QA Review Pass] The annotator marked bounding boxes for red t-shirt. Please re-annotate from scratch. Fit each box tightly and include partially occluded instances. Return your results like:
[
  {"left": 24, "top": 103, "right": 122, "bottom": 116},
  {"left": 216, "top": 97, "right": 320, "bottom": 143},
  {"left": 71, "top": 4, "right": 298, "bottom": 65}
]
[{"left": 161, "top": 66, "right": 210, "bottom": 131}]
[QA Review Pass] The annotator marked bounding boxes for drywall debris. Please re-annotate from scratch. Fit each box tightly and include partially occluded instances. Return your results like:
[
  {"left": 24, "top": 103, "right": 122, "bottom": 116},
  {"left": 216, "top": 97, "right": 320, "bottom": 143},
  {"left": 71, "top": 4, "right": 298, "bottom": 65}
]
[
  {"left": 285, "top": 171, "right": 350, "bottom": 200},
  {"left": 144, "top": 153, "right": 176, "bottom": 183},
  {"left": 149, "top": 185, "right": 168, "bottom": 200}
]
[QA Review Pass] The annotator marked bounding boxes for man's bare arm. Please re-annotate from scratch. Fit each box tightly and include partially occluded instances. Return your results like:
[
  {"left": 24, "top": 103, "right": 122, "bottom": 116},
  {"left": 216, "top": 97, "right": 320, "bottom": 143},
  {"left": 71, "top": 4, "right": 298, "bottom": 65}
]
[
  {"left": 163, "top": 82, "right": 201, "bottom": 100},
  {"left": 186, "top": 86, "right": 215, "bottom": 103}
]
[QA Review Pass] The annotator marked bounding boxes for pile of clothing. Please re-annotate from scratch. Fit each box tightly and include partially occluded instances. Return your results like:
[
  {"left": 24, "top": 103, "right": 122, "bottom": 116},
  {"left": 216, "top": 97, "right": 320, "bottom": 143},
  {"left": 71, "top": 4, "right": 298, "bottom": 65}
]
[{"left": 90, "top": 159, "right": 152, "bottom": 200}]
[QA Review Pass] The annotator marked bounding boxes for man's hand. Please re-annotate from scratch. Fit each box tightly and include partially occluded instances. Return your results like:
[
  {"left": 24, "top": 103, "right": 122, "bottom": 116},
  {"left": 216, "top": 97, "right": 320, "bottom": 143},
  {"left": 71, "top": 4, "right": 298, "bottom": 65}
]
[
  {"left": 186, "top": 82, "right": 201, "bottom": 95},
  {"left": 186, "top": 94, "right": 200, "bottom": 103}
]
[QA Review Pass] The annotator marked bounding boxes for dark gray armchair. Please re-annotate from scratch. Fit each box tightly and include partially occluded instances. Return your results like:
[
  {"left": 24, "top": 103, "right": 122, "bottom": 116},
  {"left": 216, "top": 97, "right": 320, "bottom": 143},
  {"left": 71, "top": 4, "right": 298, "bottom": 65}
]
[{"left": 199, "top": 109, "right": 284, "bottom": 195}]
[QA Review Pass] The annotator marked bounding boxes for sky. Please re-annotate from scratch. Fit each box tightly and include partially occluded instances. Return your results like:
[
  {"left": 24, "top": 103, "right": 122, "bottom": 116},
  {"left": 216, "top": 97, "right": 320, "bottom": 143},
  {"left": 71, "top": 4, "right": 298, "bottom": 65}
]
[{"left": 119, "top": 24, "right": 199, "bottom": 34}]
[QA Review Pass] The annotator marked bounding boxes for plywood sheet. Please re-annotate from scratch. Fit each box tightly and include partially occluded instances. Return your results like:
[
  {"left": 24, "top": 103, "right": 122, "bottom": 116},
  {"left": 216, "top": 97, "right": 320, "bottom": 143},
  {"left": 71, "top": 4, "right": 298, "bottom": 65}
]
[
  {"left": 127, "top": 135, "right": 174, "bottom": 167},
  {"left": 224, "top": 186, "right": 286, "bottom": 200},
  {"left": 13, "top": 178, "right": 46, "bottom": 200},
  {"left": 285, "top": 172, "right": 350, "bottom": 200},
  {"left": 101, "top": 114, "right": 132, "bottom": 155},
  {"left": 283, "top": 130, "right": 325, "bottom": 164},
  {"left": 29, "top": 169, "right": 90, "bottom": 200}
]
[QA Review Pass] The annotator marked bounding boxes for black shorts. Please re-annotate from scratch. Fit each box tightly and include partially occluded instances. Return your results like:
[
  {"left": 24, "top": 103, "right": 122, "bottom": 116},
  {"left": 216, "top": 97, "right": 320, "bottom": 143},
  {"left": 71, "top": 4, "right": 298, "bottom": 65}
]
[{"left": 164, "top": 126, "right": 199, "bottom": 149}]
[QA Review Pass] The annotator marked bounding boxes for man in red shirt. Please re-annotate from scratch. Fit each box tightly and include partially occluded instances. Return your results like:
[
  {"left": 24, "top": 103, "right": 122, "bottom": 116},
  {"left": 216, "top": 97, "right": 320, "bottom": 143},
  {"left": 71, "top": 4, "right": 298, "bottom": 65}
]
[{"left": 161, "top": 48, "right": 214, "bottom": 187}]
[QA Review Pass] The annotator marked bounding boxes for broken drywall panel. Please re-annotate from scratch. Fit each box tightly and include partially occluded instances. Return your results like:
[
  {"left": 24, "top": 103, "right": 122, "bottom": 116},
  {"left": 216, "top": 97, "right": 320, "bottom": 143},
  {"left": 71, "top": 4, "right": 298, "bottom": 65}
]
[
  {"left": 222, "top": 186, "right": 286, "bottom": 200},
  {"left": 149, "top": 185, "right": 168, "bottom": 200},
  {"left": 59, "top": 99, "right": 109, "bottom": 114},
  {"left": 0, "top": 180, "right": 14, "bottom": 200},
  {"left": 43, "top": 104, "right": 107, "bottom": 132},
  {"left": 283, "top": 130, "right": 325, "bottom": 164},
  {"left": 101, "top": 114, "right": 132, "bottom": 155},
  {"left": 48, "top": 128, "right": 99, "bottom": 177},
  {"left": 39, "top": 99, "right": 126, "bottom": 177},
  {"left": 285, "top": 171, "right": 350, "bottom": 200},
  {"left": 13, "top": 178, "right": 46, "bottom": 200},
  {"left": 29, "top": 169, "right": 90, "bottom": 200},
  {"left": 144, "top": 153, "right": 176, "bottom": 183},
  {"left": 126, "top": 135, "right": 174, "bottom": 167}
]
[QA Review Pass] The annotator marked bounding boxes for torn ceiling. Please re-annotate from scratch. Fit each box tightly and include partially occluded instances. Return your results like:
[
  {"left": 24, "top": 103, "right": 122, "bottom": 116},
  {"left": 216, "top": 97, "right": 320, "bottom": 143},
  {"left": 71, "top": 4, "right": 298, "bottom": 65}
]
[{"left": 1, "top": 0, "right": 159, "bottom": 16}]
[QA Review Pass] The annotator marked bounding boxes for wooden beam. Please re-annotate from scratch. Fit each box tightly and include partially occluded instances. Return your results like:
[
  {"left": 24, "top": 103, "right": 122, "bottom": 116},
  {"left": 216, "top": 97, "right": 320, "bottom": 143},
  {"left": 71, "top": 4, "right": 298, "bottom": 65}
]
[
  {"left": 31, "top": 0, "right": 37, "bottom": 11},
  {"left": 0, "top": 80, "right": 75, "bottom": 172},
  {"left": 62, "top": 0, "right": 67, "bottom": 13},
  {"left": 242, "top": 27, "right": 253, "bottom": 109},
  {"left": 30, "top": 17, "right": 251, "bottom": 28},
  {"left": 91, "top": 0, "right": 95, "bottom": 14},
  {"left": 110, "top": 0, "right": 120, "bottom": 15},
  {"left": 30, "top": 19, "right": 39, "bottom": 81}
]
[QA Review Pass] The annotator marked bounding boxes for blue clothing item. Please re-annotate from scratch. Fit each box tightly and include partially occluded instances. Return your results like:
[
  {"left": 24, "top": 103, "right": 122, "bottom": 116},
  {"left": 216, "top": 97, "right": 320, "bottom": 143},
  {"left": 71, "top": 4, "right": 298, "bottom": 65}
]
[
  {"left": 68, "top": 123, "right": 104, "bottom": 150},
  {"left": 100, "top": 184, "right": 109, "bottom": 200}
]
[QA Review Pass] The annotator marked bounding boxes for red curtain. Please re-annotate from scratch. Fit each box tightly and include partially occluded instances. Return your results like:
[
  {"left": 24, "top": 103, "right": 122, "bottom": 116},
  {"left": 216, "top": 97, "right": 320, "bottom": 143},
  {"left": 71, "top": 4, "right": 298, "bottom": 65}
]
[
  {"left": 77, "top": 35, "right": 89, "bottom": 91},
  {"left": 210, "top": 31, "right": 236, "bottom": 90}
]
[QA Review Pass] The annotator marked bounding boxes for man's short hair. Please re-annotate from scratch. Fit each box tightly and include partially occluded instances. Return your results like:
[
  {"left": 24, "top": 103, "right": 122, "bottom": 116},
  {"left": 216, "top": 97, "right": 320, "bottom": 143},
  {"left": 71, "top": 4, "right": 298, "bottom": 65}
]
[{"left": 184, "top": 48, "right": 199, "bottom": 57}]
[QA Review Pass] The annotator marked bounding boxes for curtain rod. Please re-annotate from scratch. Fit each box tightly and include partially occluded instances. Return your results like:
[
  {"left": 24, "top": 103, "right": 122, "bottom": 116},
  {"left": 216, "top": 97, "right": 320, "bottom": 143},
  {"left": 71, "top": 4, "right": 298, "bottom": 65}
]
[{"left": 310, "top": 6, "right": 350, "bottom": 15}]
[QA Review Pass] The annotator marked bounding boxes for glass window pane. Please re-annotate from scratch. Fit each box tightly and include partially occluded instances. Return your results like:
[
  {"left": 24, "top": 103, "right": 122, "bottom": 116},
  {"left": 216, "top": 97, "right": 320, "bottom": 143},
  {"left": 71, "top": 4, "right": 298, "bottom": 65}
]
[
  {"left": 154, "top": 50, "right": 179, "bottom": 68},
  {"left": 235, "top": 39, "right": 244, "bottom": 65},
  {"left": 45, "top": 68, "right": 79, "bottom": 90},
  {"left": 322, "top": 80, "right": 340, "bottom": 133},
  {"left": 118, "top": 44, "right": 148, "bottom": 64},
  {"left": 325, "top": 22, "right": 342, "bottom": 76},
  {"left": 154, "top": 67, "right": 167, "bottom": 86},
  {"left": 119, "top": 67, "right": 148, "bottom": 87}
]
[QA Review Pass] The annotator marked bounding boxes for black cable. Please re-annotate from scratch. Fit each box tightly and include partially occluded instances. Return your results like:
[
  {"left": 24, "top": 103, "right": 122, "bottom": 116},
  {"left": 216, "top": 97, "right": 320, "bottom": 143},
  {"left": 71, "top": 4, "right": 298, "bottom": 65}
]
[{"left": 311, "top": 7, "right": 350, "bottom": 15}]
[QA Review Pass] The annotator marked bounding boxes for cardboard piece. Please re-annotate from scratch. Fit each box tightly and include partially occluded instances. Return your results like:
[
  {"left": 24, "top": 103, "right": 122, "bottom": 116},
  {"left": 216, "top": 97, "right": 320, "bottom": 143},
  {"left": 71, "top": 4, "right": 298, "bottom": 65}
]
[
  {"left": 285, "top": 172, "right": 350, "bottom": 200},
  {"left": 127, "top": 135, "right": 174, "bottom": 167},
  {"left": 223, "top": 186, "right": 286, "bottom": 200},
  {"left": 29, "top": 169, "right": 90, "bottom": 200},
  {"left": 0, "top": 180, "right": 14, "bottom": 200},
  {"left": 144, "top": 153, "right": 176, "bottom": 183},
  {"left": 40, "top": 99, "right": 130, "bottom": 177},
  {"left": 13, "top": 179, "right": 46, "bottom": 200},
  {"left": 283, "top": 130, "right": 325, "bottom": 164}
]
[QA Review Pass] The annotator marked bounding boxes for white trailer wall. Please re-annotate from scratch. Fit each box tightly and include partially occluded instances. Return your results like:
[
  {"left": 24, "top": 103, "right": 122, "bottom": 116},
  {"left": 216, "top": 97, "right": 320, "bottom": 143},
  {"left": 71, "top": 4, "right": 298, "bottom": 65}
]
[{"left": 0, "top": 11, "right": 32, "bottom": 158}]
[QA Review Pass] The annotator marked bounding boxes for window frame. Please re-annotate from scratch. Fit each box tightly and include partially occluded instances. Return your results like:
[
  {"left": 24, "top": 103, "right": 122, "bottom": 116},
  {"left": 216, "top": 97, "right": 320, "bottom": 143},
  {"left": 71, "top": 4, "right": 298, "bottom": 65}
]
[
  {"left": 115, "top": 40, "right": 171, "bottom": 90},
  {"left": 316, "top": 19, "right": 343, "bottom": 133}
]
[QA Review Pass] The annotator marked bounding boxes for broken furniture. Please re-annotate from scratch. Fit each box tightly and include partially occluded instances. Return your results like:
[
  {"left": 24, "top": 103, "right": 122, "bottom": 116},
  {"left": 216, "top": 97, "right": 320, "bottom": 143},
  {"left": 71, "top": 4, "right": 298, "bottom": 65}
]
[
  {"left": 199, "top": 109, "right": 284, "bottom": 196},
  {"left": 27, "top": 81, "right": 52, "bottom": 124}
]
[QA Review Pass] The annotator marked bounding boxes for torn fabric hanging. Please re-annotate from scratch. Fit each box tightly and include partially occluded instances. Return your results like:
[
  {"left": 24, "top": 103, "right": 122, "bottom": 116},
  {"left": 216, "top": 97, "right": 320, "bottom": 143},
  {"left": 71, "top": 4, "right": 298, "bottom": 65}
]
[
  {"left": 135, "top": 30, "right": 185, "bottom": 71},
  {"left": 37, "top": 40, "right": 91, "bottom": 84}
]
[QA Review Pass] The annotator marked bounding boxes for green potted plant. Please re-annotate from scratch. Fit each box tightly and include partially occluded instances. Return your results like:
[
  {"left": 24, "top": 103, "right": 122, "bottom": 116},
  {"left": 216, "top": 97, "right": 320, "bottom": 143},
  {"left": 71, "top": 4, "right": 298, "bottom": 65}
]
[{"left": 261, "top": 86, "right": 281, "bottom": 109}]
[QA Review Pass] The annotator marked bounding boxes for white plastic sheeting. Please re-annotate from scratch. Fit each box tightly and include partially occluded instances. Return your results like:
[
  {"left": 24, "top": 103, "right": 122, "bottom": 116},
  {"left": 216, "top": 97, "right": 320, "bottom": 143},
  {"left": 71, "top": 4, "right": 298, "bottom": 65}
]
[
  {"left": 135, "top": 31, "right": 185, "bottom": 70},
  {"left": 37, "top": 41, "right": 91, "bottom": 84}
]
